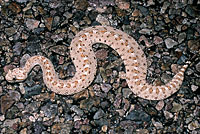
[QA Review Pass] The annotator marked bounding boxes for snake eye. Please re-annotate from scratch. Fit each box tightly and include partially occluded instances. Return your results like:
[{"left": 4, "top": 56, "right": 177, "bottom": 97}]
[{"left": 13, "top": 76, "right": 16, "bottom": 81}]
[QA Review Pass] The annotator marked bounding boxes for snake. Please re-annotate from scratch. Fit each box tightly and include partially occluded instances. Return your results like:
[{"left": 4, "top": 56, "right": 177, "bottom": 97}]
[{"left": 5, "top": 26, "right": 189, "bottom": 100}]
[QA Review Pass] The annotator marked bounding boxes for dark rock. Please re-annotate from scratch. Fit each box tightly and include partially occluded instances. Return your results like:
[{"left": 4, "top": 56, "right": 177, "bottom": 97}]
[
  {"left": 115, "top": 0, "right": 130, "bottom": 10},
  {"left": 93, "top": 109, "right": 105, "bottom": 119},
  {"left": 41, "top": 103, "right": 58, "bottom": 118},
  {"left": 66, "top": 64, "right": 76, "bottom": 77},
  {"left": 0, "top": 91, "right": 21, "bottom": 114},
  {"left": 101, "top": 83, "right": 112, "bottom": 93},
  {"left": 122, "top": 88, "right": 132, "bottom": 98},
  {"left": 95, "top": 49, "right": 108, "bottom": 60},
  {"left": 52, "top": 16, "right": 60, "bottom": 27},
  {"left": 144, "top": 105, "right": 158, "bottom": 116},
  {"left": 138, "top": 6, "right": 149, "bottom": 16},
  {"left": 161, "top": 73, "right": 172, "bottom": 84},
  {"left": 49, "top": 45, "right": 68, "bottom": 56},
  {"left": 6, "top": 106, "right": 19, "bottom": 119},
  {"left": 26, "top": 19, "right": 40, "bottom": 30},
  {"left": 20, "top": 54, "right": 31, "bottom": 67},
  {"left": 5, "top": 27, "right": 17, "bottom": 36},
  {"left": 8, "top": 2, "right": 21, "bottom": 14},
  {"left": 195, "top": 61, "right": 200, "bottom": 72},
  {"left": 155, "top": 21, "right": 165, "bottom": 32},
  {"left": 9, "top": 91, "right": 21, "bottom": 101},
  {"left": 100, "top": 101, "right": 109, "bottom": 109},
  {"left": 178, "top": 32, "right": 186, "bottom": 43},
  {"left": 70, "top": 105, "right": 84, "bottom": 116},
  {"left": 51, "top": 123, "right": 72, "bottom": 134},
  {"left": 1, "top": 95, "right": 14, "bottom": 115},
  {"left": 13, "top": 42, "right": 22, "bottom": 56},
  {"left": 27, "top": 35, "right": 41, "bottom": 53},
  {"left": 88, "top": 0, "right": 99, "bottom": 7},
  {"left": 74, "top": 0, "right": 89, "bottom": 10},
  {"left": 80, "top": 98, "right": 100, "bottom": 110},
  {"left": 89, "top": 0, "right": 115, "bottom": 8},
  {"left": 171, "top": 102, "right": 182, "bottom": 113},
  {"left": 96, "top": 14, "right": 110, "bottom": 25},
  {"left": 126, "top": 110, "right": 151, "bottom": 122},
  {"left": 25, "top": 102, "right": 40, "bottom": 113},
  {"left": 187, "top": 28, "right": 195, "bottom": 40},
  {"left": 153, "top": 36, "right": 163, "bottom": 45},
  {"left": 187, "top": 40, "right": 200, "bottom": 53},
  {"left": 73, "top": 11, "right": 85, "bottom": 22},
  {"left": 114, "top": 94, "right": 122, "bottom": 108},
  {"left": 185, "top": 5, "right": 196, "bottom": 17},
  {"left": 160, "top": 1, "right": 170, "bottom": 13},
  {"left": 24, "top": 85, "right": 42, "bottom": 98},
  {"left": 177, "top": 55, "right": 187, "bottom": 64},
  {"left": 49, "top": 0, "right": 62, "bottom": 8},
  {"left": 44, "top": 17, "right": 53, "bottom": 31},
  {"left": 34, "top": 121, "right": 44, "bottom": 134},
  {"left": 81, "top": 125, "right": 92, "bottom": 133},
  {"left": 94, "top": 73, "right": 103, "bottom": 83}
]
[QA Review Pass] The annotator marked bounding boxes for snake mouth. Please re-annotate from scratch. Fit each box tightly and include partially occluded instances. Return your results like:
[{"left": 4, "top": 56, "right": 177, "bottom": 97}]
[
  {"left": 14, "top": 79, "right": 25, "bottom": 82},
  {"left": 7, "top": 79, "right": 24, "bottom": 83}
]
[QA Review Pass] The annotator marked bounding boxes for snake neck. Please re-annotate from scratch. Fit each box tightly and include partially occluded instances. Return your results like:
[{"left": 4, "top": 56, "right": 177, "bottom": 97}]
[{"left": 24, "top": 56, "right": 58, "bottom": 79}]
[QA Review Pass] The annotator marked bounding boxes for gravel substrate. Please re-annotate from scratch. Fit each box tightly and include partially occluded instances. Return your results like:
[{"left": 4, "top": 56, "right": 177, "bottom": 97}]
[{"left": 0, "top": 0, "right": 200, "bottom": 133}]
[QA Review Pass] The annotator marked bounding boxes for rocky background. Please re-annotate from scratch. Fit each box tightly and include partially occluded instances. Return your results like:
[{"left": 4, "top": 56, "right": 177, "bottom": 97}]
[{"left": 0, "top": 0, "right": 200, "bottom": 133}]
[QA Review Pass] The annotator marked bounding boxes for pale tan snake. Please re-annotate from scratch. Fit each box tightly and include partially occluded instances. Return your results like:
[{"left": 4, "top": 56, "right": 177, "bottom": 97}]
[{"left": 5, "top": 26, "right": 189, "bottom": 100}]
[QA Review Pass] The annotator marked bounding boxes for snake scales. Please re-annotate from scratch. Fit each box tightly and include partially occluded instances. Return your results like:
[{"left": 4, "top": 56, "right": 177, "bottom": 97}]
[{"left": 5, "top": 26, "right": 189, "bottom": 100}]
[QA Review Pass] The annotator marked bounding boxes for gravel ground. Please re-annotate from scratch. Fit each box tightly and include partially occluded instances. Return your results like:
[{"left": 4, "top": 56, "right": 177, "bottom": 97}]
[{"left": 0, "top": 0, "right": 200, "bottom": 134}]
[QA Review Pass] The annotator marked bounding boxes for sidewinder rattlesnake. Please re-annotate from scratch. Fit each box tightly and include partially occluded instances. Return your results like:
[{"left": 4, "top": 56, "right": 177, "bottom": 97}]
[{"left": 5, "top": 26, "right": 189, "bottom": 100}]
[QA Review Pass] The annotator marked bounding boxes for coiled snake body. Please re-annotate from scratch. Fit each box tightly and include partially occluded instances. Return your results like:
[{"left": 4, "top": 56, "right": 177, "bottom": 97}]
[{"left": 5, "top": 26, "right": 188, "bottom": 100}]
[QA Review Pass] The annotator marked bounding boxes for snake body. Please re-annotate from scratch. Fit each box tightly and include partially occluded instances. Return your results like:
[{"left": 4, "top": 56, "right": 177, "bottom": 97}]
[{"left": 5, "top": 26, "right": 188, "bottom": 100}]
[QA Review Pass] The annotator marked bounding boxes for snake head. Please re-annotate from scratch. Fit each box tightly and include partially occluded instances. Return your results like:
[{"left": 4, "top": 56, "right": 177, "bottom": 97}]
[{"left": 5, "top": 68, "right": 27, "bottom": 83}]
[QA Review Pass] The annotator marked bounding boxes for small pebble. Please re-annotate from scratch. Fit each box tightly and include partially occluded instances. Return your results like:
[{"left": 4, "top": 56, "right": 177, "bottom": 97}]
[
  {"left": 152, "top": 119, "right": 163, "bottom": 129},
  {"left": 96, "top": 14, "right": 110, "bottom": 25},
  {"left": 93, "top": 109, "right": 105, "bottom": 120},
  {"left": 26, "top": 19, "right": 40, "bottom": 30},
  {"left": 19, "top": 128, "right": 27, "bottom": 134},
  {"left": 155, "top": 100, "right": 165, "bottom": 111},
  {"left": 122, "top": 88, "right": 132, "bottom": 98},
  {"left": 164, "top": 111, "right": 173, "bottom": 119},
  {"left": 0, "top": 115, "right": 5, "bottom": 121},
  {"left": 195, "top": 62, "right": 200, "bottom": 72},
  {"left": 171, "top": 102, "right": 182, "bottom": 113},
  {"left": 153, "top": 36, "right": 163, "bottom": 45},
  {"left": 164, "top": 38, "right": 178, "bottom": 49},
  {"left": 126, "top": 110, "right": 151, "bottom": 122},
  {"left": 101, "top": 83, "right": 112, "bottom": 93},
  {"left": 188, "top": 120, "right": 200, "bottom": 130},
  {"left": 0, "top": 94, "right": 15, "bottom": 114},
  {"left": 95, "top": 49, "right": 108, "bottom": 60},
  {"left": 74, "top": 0, "right": 89, "bottom": 10},
  {"left": 115, "top": 0, "right": 130, "bottom": 10},
  {"left": 191, "top": 85, "right": 198, "bottom": 92},
  {"left": 101, "top": 125, "right": 108, "bottom": 132},
  {"left": 178, "top": 32, "right": 186, "bottom": 43}
]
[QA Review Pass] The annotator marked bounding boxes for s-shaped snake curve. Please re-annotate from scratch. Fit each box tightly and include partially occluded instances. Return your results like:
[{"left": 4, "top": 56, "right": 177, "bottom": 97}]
[{"left": 5, "top": 26, "right": 189, "bottom": 100}]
